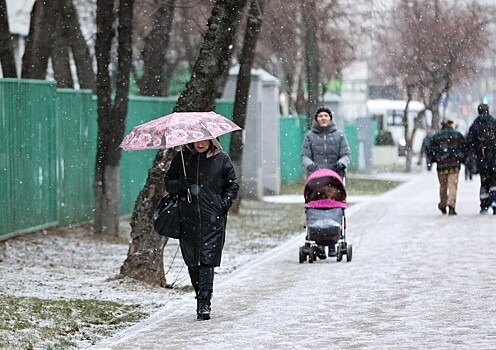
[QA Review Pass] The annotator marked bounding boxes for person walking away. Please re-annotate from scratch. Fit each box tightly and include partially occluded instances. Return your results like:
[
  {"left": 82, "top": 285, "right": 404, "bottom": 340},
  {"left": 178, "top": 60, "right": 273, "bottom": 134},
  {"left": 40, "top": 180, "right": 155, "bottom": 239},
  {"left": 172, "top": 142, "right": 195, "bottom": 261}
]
[
  {"left": 418, "top": 129, "right": 434, "bottom": 171},
  {"left": 165, "top": 138, "right": 239, "bottom": 320},
  {"left": 466, "top": 103, "right": 496, "bottom": 214},
  {"left": 429, "top": 119, "right": 466, "bottom": 216},
  {"left": 301, "top": 107, "right": 351, "bottom": 179}
]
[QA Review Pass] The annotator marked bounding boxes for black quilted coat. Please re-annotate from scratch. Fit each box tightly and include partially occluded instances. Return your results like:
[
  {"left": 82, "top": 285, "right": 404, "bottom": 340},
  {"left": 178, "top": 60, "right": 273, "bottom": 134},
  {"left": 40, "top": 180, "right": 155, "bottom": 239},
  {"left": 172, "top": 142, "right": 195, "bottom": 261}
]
[
  {"left": 466, "top": 113, "right": 496, "bottom": 173},
  {"left": 164, "top": 146, "right": 239, "bottom": 267}
]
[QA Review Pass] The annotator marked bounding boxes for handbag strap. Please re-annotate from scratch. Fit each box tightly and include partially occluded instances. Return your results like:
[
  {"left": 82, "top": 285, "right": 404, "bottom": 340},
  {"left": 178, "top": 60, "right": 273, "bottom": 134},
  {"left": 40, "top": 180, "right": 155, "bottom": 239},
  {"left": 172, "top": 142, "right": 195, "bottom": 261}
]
[{"left": 180, "top": 145, "right": 192, "bottom": 203}]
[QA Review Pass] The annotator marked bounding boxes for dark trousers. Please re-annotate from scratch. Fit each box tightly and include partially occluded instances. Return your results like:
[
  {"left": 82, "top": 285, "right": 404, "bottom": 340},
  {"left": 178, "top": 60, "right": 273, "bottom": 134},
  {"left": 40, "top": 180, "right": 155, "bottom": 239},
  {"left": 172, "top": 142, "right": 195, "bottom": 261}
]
[
  {"left": 188, "top": 265, "right": 214, "bottom": 294},
  {"left": 479, "top": 171, "right": 496, "bottom": 208}
]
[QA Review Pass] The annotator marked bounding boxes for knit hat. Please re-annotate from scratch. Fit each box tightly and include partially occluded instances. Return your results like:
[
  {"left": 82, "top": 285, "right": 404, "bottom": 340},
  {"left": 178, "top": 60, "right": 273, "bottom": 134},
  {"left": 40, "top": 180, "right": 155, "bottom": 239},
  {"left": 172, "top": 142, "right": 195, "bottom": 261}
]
[
  {"left": 314, "top": 107, "right": 333, "bottom": 121},
  {"left": 478, "top": 103, "right": 489, "bottom": 114},
  {"left": 441, "top": 118, "right": 455, "bottom": 127}
]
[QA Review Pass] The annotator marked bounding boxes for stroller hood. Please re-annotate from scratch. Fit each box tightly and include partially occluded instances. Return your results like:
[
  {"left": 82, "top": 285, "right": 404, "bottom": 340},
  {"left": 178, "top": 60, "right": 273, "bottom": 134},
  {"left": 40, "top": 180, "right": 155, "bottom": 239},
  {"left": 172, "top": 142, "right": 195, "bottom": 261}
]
[{"left": 304, "top": 168, "right": 347, "bottom": 203}]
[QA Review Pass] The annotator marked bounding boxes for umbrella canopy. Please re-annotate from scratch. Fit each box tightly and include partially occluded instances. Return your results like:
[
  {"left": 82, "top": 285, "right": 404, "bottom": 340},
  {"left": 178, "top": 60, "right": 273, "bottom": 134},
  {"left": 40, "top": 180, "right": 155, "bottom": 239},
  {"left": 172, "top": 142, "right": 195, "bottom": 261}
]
[{"left": 119, "top": 111, "right": 241, "bottom": 151}]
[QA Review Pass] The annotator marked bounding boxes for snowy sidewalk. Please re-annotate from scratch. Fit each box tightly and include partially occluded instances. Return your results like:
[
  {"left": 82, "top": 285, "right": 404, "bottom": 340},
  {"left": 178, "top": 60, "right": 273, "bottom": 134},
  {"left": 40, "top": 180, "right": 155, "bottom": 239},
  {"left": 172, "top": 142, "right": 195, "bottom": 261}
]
[{"left": 93, "top": 172, "right": 496, "bottom": 350}]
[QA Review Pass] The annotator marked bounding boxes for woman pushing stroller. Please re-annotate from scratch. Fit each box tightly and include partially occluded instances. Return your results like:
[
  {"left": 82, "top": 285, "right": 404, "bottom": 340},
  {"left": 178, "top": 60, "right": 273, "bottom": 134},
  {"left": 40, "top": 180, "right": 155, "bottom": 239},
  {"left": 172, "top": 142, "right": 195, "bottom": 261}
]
[{"left": 300, "top": 107, "right": 352, "bottom": 262}]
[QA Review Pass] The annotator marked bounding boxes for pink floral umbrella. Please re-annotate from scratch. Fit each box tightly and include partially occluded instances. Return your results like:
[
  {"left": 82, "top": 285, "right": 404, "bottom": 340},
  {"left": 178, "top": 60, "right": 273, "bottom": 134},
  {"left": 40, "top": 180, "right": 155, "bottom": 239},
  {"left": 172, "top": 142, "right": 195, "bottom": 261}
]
[{"left": 119, "top": 111, "right": 241, "bottom": 151}]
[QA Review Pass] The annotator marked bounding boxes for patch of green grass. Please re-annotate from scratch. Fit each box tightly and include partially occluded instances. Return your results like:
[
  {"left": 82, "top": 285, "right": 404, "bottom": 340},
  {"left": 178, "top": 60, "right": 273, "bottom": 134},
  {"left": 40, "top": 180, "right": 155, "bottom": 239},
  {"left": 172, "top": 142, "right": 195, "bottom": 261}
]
[
  {"left": 0, "top": 296, "right": 148, "bottom": 349},
  {"left": 279, "top": 177, "right": 403, "bottom": 196}
]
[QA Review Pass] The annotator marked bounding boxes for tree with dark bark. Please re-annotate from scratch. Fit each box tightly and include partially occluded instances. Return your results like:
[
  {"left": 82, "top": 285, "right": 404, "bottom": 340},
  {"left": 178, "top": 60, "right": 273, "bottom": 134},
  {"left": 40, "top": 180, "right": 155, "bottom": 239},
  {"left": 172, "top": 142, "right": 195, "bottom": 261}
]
[
  {"left": 0, "top": 0, "right": 17, "bottom": 78},
  {"left": 374, "top": 0, "right": 492, "bottom": 172},
  {"left": 94, "top": 0, "right": 134, "bottom": 235},
  {"left": 21, "top": 0, "right": 57, "bottom": 79},
  {"left": 52, "top": 0, "right": 74, "bottom": 88},
  {"left": 120, "top": 0, "right": 248, "bottom": 287},
  {"left": 20, "top": 0, "right": 95, "bottom": 89},
  {"left": 254, "top": 0, "right": 357, "bottom": 117},
  {"left": 136, "top": 0, "right": 176, "bottom": 96},
  {"left": 301, "top": 0, "right": 321, "bottom": 127},
  {"left": 65, "top": 0, "right": 95, "bottom": 90},
  {"left": 229, "top": 0, "right": 265, "bottom": 213}
]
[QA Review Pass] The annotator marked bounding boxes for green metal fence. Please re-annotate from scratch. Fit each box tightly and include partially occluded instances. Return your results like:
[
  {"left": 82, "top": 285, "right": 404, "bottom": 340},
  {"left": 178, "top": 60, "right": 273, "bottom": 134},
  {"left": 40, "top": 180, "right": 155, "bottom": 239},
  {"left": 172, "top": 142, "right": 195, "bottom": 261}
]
[
  {"left": 279, "top": 115, "right": 307, "bottom": 184},
  {"left": 0, "top": 78, "right": 359, "bottom": 238},
  {"left": 1, "top": 79, "right": 58, "bottom": 239},
  {"left": 0, "top": 78, "right": 236, "bottom": 239},
  {"left": 56, "top": 89, "right": 96, "bottom": 226}
]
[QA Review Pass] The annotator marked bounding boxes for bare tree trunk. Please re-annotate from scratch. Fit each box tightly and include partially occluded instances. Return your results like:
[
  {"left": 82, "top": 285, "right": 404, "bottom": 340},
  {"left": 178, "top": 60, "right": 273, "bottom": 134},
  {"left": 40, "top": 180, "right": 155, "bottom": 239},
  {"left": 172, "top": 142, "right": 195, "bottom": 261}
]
[
  {"left": 0, "top": 0, "right": 17, "bottom": 77},
  {"left": 21, "top": 0, "right": 57, "bottom": 79},
  {"left": 52, "top": 0, "right": 74, "bottom": 88},
  {"left": 288, "top": 11, "right": 303, "bottom": 115},
  {"left": 120, "top": 0, "right": 248, "bottom": 287},
  {"left": 301, "top": 0, "right": 321, "bottom": 127},
  {"left": 138, "top": 0, "right": 175, "bottom": 96},
  {"left": 229, "top": 0, "right": 265, "bottom": 214},
  {"left": 94, "top": 0, "right": 134, "bottom": 236},
  {"left": 66, "top": 0, "right": 95, "bottom": 90}
]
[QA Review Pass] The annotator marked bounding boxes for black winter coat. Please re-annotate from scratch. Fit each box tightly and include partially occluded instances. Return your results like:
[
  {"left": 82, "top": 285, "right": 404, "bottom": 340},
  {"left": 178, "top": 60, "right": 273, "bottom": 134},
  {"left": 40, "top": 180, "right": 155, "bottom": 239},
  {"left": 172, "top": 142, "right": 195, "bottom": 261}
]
[
  {"left": 466, "top": 113, "right": 496, "bottom": 173},
  {"left": 164, "top": 147, "right": 239, "bottom": 267}
]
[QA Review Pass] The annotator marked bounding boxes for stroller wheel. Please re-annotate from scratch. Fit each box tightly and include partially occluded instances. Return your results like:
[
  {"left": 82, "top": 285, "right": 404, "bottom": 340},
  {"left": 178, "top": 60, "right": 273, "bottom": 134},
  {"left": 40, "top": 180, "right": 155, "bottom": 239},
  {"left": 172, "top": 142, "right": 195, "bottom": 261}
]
[
  {"left": 299, "top": 247, "right": 306, "bottom": 263},
  {"left": 336, "top": 245, "right": 343, "bottom": 262},
  {"left": 346, "top": 244, "right": 353, "bottom": 262}
]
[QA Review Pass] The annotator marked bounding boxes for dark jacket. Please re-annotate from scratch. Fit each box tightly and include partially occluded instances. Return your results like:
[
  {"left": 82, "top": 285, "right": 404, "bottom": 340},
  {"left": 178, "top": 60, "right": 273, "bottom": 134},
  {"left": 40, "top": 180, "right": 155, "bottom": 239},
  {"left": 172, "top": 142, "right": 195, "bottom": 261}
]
[
  {"left": 466, "top": 113, "right": 496, "bottom": 173},
  {"left": 429, "top": 125, "right": 466, "bottom": 173},
  {"left": 165, "top": 146, "right": 239, "bottom": 267},
  {"left": 301, "top": 120, "right": 351, "bottom": 177}
]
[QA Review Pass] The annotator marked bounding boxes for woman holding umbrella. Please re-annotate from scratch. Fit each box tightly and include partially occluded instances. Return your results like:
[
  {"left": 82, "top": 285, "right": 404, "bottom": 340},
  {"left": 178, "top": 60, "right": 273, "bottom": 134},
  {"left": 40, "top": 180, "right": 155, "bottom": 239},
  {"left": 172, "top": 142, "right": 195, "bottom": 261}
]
[{"left": 164, "top": 138, "right": 239, "bottom": 321}]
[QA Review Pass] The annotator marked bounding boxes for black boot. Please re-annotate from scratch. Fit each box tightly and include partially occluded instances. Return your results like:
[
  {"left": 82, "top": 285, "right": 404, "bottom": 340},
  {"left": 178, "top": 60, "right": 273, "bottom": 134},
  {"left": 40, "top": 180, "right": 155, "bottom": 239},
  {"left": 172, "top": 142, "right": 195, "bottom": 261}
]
[
  {"left": 188, "top": 267, "right": 200, "bottom": 316},
  {"left": 197, "top": 265, "right": 214, "bottom": 320},
  {"left": 448, "top": 206, "right": 457, "bottom": 216},
  {"left": 197, "top": 289, "right": 212, "bottom": 321},
  {"left": 438, "top": 203, "right": 447, "bottom": 215}
]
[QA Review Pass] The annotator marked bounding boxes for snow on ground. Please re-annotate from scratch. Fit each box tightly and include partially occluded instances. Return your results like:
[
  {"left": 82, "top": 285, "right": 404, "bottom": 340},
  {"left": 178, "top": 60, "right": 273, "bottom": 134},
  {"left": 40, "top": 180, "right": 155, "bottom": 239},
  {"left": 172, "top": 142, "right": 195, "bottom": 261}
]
[{"left": 92, "top": 172, "right": 496, "bottom": 350}]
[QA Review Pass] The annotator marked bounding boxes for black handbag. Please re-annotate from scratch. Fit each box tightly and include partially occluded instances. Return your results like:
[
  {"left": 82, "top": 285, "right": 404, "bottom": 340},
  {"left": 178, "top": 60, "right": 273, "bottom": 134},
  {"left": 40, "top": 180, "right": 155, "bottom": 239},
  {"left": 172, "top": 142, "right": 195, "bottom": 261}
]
[{"left": 153, "top": 194, "right": 181, "bottom": 239}]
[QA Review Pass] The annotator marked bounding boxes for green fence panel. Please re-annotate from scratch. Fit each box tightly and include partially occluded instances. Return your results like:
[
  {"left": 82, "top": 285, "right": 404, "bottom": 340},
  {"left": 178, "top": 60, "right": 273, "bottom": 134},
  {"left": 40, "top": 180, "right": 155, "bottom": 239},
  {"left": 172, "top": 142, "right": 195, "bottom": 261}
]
[
  {"left": 0, "top": 77, "right": 239, "bottom": 238},
  {"left": 214, "top": 99, "right": 235, "bottom": 150},
  {"left": 279, "top": 115, "right": 307, "bottom": 184},
  {"left": 56, "top": 89, "right": 96, "bottom": 225},
  {"left": 0, "top": 79, "right": 58, "bottom": 238},
  {"left": 344, "top": 122, "right": 358, "bottom": 171}
]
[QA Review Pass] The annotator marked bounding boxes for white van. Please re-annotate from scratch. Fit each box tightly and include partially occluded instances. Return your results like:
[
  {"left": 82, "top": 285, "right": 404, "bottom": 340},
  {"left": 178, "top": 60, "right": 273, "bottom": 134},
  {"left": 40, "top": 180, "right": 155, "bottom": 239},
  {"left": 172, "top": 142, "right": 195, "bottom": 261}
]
[{"left": 367, "top": 99, "right": 429, "bottom": 155}]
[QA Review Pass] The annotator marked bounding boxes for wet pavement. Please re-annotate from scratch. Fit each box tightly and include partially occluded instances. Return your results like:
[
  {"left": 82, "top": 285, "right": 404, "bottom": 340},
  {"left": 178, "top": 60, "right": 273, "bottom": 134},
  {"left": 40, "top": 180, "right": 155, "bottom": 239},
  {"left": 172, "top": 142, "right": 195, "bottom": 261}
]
[{"left": 93, "top": 172, "right": 496, "bottom": 349}]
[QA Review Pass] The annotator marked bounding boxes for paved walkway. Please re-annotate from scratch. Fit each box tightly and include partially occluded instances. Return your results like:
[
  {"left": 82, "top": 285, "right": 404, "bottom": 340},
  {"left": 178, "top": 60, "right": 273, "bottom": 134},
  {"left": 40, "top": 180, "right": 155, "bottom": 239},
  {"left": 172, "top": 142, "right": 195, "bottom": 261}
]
[{"left": 93, "top": 172, "right": 496, "bottom": 349}]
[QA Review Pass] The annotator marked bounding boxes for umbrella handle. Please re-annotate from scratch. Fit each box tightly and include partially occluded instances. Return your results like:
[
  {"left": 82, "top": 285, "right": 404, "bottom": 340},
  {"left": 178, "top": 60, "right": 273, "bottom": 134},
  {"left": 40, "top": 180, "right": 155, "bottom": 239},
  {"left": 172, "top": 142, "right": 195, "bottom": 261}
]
[{"left": 180, "top": 146, "right": 192, "bottom": 204}]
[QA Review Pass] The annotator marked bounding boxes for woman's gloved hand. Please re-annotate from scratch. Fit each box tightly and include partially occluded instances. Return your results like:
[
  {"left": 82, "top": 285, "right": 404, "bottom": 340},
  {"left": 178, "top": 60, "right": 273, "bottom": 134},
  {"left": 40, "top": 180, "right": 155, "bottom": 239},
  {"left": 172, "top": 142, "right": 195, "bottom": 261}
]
[
  {"left": 334, "top": 162, "right": 346, "bottom": 171},
  {"left": 307, "top": 163, "right": 318, "bottom": 174},
  {"left": 177, "top": 177, "right": 193, "bottom": 192}
]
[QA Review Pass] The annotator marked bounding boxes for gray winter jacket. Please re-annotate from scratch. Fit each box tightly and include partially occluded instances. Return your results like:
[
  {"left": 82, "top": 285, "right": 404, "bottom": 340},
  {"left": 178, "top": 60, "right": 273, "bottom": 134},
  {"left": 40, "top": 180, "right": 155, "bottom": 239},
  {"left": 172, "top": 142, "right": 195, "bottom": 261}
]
[{"left": 301, "top": 120, "right": 351, "bottom": 177}]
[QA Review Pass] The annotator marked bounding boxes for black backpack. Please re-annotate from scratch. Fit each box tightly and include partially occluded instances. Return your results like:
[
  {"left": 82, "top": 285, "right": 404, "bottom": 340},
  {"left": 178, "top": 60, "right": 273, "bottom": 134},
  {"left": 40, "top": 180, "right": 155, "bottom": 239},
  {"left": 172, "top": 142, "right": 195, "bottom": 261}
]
[{"left": 477, "top": 118, "right": 496, "bottom": 156}]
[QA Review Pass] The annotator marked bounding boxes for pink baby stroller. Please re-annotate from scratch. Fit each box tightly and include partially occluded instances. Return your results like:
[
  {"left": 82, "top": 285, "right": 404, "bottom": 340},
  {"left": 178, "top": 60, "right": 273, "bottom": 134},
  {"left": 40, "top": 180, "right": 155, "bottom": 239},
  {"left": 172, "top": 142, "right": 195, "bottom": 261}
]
[{"left": 299, "top": 169, "right": 352, "bottom": 263}]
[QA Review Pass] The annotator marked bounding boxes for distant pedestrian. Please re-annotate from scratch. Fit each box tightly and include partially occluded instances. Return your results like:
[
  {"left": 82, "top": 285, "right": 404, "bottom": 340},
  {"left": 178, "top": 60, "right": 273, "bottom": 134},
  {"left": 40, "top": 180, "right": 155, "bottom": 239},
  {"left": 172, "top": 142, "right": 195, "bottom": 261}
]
[
  {"left": 301, "top": 107, "right": 351, "bottom": 179},
  {"left": 164, "top": 139, "right": 239, "bottom": 320},
  {"left": 466, "top": 103, "right": 496, "bottom": 214},
  {"left": 418, "top": 129, "right": 434, "bottom": 171},
  {"left": 429, "top": 119, "right": 466, "bottom": 215}
]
